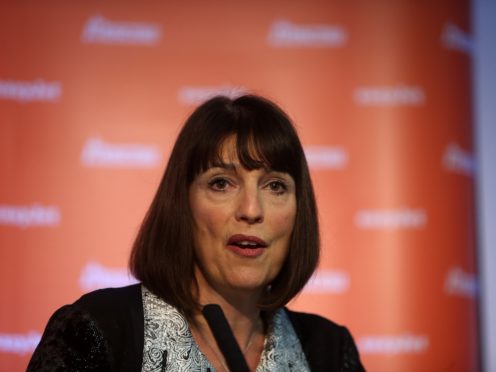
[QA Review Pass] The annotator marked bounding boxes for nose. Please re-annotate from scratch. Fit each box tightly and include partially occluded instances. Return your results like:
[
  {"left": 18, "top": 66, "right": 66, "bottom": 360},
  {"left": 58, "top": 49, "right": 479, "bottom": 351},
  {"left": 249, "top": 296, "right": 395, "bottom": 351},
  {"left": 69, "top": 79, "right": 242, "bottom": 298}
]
[{"left": 235, "top": 186, "right": 264, "bottom": 224}]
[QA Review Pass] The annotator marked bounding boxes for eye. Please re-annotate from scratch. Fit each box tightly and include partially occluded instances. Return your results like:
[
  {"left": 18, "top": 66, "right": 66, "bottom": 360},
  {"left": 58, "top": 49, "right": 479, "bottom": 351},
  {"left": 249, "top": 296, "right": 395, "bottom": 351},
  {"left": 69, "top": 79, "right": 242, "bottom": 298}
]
[
  {"left": 267, "top": 180, "right": 288, "bottom": 195},
  {"left": 208, "top": 177, "right": 231, "bottom": 191}
]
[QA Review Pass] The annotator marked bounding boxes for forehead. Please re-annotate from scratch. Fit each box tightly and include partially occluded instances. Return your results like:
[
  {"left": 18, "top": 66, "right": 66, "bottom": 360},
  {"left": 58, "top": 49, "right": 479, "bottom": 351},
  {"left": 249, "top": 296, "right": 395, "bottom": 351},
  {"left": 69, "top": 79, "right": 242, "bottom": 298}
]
[
  {"left": 217, "top": 136, "right": 239, "bottom": 161},
  {"left": 218, "top": 136, "right": 236, "bottom": 158},
  {"left": 213, "top": 135, "right": 265, "bottom": 167}
]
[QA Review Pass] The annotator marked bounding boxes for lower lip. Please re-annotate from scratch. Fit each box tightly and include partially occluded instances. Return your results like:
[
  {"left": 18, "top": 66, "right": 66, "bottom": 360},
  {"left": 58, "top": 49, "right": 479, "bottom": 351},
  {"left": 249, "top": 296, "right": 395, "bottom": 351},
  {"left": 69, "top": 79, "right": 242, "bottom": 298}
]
[{"left": 227, "top": 245, "right": 266, "bottom": 258}]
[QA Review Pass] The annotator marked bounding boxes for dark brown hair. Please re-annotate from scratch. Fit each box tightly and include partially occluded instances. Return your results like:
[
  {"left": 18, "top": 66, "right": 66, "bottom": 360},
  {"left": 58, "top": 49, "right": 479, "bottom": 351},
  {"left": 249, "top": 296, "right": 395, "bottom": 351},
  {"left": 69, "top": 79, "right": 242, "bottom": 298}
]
[{"left": 129, "top": 94, "right": 319, "bottom": 316}]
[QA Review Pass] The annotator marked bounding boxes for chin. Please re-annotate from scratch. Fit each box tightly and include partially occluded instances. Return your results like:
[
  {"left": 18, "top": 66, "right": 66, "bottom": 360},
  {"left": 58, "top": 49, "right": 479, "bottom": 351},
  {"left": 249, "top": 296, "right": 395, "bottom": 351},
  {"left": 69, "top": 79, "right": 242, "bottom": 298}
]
[{"left": 226, "top": 276, "right": 270, "bottom": 293}]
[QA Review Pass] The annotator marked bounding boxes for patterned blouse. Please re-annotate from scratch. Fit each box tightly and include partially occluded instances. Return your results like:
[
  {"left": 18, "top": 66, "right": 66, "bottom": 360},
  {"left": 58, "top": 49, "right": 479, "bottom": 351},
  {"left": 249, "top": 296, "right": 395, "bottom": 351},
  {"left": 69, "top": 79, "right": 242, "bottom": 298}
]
[{"left": 141, "top": 286, "right": 311, "bottom": 371}]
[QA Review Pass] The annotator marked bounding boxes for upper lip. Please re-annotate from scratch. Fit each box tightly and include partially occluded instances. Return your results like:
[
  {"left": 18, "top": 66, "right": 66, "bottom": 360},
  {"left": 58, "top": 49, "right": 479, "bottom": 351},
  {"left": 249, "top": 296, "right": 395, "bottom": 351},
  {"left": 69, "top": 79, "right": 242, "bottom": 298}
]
[{"left": 227, "top": 234, "right": 268, "bottom": 248}]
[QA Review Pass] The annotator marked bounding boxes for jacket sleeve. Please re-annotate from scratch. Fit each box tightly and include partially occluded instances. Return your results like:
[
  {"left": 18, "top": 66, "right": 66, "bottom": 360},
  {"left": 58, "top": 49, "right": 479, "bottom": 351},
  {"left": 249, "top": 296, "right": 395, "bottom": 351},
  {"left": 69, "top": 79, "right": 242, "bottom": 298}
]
[{"left": 27, "top": 304, "right": 112, "bottom": 372}]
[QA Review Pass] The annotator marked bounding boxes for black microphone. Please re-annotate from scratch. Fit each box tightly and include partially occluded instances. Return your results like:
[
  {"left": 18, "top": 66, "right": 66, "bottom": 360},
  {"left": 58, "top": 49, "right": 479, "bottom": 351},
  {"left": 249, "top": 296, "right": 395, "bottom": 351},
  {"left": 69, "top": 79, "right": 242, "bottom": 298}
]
[{"left": 202, "top": 304, "right": 250, "bottom": 372}]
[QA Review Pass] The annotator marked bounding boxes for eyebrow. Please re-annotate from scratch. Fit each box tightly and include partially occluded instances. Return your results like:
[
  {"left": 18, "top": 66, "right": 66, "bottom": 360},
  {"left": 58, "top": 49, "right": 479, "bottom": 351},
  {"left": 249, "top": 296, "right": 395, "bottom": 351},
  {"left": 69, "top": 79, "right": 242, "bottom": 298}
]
[
  {"left": 208, "top": 162, "right": 238, "bottom": 171},
  {"left": 207, "top": 162, "right": 289, "bottom": 176}
]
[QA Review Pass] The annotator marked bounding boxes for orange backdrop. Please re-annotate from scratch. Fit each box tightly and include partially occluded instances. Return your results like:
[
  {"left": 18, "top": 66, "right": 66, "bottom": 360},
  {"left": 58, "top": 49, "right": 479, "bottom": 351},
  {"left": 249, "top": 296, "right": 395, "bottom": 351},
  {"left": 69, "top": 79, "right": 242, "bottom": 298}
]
[{"left": 0, "top": 1, "right": 478, "bottom": 371}]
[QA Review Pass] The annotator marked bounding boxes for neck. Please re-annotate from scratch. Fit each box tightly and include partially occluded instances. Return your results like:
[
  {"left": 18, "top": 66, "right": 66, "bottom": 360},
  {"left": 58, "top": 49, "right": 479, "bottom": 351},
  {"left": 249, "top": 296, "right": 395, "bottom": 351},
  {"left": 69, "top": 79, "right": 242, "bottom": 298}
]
[
  {"left": 194, "top": 281, "right": 263, "bottom": 337},
  {"left": 191, "top": 267, "right": 266, "bottom": 365},
  {"left": 192, "top": 303, "right": 264, "bottom": 372}
]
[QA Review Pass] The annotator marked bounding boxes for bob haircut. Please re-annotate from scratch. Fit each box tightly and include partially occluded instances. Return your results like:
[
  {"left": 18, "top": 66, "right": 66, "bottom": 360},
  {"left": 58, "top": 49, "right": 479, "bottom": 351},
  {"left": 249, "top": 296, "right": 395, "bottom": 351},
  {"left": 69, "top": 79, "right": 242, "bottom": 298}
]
[{"left": 130, "top": 94, "right": 319, "bottom": 317}]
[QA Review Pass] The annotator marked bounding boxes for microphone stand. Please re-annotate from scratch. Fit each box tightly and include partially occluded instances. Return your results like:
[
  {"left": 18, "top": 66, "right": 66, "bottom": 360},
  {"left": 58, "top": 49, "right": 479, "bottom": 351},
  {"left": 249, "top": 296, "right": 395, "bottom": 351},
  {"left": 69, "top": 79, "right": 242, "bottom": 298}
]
[{"left": 202, "top": 304, "right": 251, "bottom": 372}]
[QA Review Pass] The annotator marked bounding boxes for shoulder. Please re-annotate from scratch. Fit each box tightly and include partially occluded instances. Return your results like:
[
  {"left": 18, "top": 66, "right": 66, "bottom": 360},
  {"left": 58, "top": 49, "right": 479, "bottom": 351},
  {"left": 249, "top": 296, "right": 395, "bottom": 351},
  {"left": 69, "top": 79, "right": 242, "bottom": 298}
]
[
  {"left": 285, "top": 308, "right": 365, "bottom": 372},
  {"left": 285, "top": 308, "right": 343, "bottom": 334},
  {"left": 74, "top": 283, "right": 142, "bottom": 315},
  {"left": 284, "top": 308, "right": 347, "bottom": 350},
  {"left": 71, "top": 283, "right": 144, "bottom": 338},
  {"left": 74, "top": 284, "right": 144, "bottom": 370}
]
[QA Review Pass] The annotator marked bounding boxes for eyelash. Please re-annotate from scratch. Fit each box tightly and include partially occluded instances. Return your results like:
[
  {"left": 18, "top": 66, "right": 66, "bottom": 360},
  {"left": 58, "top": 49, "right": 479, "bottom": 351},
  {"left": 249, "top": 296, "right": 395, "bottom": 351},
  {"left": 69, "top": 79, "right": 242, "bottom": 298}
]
[
  {"left": 267, "top": 180, "right": 288, "bottom": 195},
  {"left": 208, "top": 177, "right": 231, "bottom": 191},
  {"left": 207, "top": 177, "right": 288, "bottom": 195}
]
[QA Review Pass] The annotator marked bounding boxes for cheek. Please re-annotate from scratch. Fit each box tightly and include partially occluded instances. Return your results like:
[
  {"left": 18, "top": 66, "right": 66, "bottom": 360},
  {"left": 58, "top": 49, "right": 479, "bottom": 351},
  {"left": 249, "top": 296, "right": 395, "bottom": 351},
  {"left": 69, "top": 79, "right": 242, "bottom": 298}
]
[
  {"left": 273, "top": 203, "right": 297, "bottom": 237},
  {"left": 192, "top": 203, "right": 227, "bottom": 239}
]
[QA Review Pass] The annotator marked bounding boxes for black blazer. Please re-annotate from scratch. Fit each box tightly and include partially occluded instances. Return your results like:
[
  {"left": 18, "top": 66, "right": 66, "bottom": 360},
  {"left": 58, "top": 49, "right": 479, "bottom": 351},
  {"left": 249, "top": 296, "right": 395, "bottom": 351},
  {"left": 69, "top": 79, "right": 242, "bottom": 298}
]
[{"left": 28, "top": 284, "right": 365, "bottom": 371}]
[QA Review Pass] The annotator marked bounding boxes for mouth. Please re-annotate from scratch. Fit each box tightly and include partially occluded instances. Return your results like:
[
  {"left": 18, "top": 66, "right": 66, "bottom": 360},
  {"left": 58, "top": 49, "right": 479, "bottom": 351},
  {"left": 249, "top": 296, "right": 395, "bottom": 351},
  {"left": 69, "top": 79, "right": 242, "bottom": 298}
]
[{"left": 227, "top": 234, "right": 268, "bottom": 249}]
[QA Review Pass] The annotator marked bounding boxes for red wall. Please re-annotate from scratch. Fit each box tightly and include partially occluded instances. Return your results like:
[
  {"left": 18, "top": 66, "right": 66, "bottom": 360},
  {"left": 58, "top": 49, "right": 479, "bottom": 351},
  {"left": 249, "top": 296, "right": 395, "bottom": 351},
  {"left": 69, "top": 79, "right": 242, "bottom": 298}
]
[{"left": 0, "top": 1, "right": 478, "bottom": 371}]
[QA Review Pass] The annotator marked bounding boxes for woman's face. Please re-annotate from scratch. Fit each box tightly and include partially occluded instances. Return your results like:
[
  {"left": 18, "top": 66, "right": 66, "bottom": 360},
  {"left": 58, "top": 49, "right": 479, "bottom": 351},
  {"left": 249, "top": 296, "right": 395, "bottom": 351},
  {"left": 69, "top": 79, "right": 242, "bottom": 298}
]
[{"left": 189, "top": 137, "right": 297, "bottom": 299}]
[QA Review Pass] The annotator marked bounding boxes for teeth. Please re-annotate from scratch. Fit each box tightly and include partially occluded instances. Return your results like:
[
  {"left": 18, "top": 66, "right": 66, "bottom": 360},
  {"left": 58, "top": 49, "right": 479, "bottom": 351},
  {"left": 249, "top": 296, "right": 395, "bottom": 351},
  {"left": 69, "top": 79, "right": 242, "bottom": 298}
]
[{"left": 238, "top": 241, "right": 258, "bottom": 247}]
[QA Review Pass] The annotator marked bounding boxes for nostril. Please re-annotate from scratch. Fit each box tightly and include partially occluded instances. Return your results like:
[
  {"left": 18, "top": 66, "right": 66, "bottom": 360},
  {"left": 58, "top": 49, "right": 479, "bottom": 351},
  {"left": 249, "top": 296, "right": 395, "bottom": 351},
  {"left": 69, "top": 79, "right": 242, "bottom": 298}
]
[{"left": 239, "top": 214, "right": 263, "bottom": 224}]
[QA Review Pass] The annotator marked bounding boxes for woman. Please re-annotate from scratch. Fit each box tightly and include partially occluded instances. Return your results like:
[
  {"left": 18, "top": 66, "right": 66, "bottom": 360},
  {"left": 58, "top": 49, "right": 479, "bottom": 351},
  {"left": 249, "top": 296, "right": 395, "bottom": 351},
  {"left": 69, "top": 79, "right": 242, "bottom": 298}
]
[{"left": 28, "top": 95, "right": 365, "bottom": 371}]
